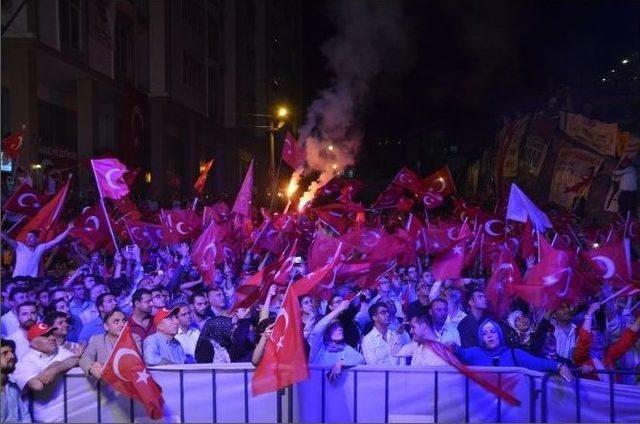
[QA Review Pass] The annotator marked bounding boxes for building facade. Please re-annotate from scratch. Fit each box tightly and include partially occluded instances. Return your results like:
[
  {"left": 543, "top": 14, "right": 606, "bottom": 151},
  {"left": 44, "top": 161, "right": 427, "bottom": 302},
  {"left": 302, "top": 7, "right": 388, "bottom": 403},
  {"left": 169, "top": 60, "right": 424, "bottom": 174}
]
[{"left": 1, "top": 0, "right": 302, "bottom": 205}]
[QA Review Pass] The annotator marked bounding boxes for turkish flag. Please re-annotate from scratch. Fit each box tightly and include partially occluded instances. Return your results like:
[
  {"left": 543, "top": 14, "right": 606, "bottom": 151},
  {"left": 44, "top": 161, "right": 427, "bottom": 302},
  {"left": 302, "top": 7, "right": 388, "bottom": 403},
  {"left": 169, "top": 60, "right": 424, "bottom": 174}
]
[
  {"left": 371, "top": 185, "right": 408, "bottom": 210},
  {"left": 486, "top": 246, "right": 521, "bottom": 317},
  {"left": 392, "top": 167, "right": 424, "bottom": 195},
  {"left": 232, "top": 160, "right": 254, "bottom": 219},
  {"left": 193, "top": 159, "right": 214, "bottom": 195},
  {"left": 160, "top": 208, "right": 201, "bottom": 244},
  {"left": 519, "top": 220, "right": 537, "bottom": 262},
  {"left": 282, "top": 132, "right": 305, "bottom": 169},
  {"left": 422, "top": 166, "right": 456, "bottom": 196},
  {"left": 102, "top": 324, "right": 165, "bottom": 420},
  {"left": 254, "top": 220, "right": 285, "bottom": 254},
  {"left": 252, "top": 261, "right": 335, "bottom": 395},
  {"left": 422, "top": 190, "right": 445, "bottom": 209},
  {"left": 191, "top": 221, "right": 230, "bottom": 283},
  {"left": 1, "top": 126, "right": 25, "bottom": 160},
  {"left": 203, "top": 201, "right": 230, "bottom": 227},
  {"left": 626, "top": 218, "right": 640, "bottom": 243},
  {"left": 91, "top": 158, "right": 130, "bottom": 200},
  {"left": 581, "top": 239, "right": 632, "bottom": 282},
  {"left": 126, "top": 220, "right": 163, "bottom": 249},
  {"left": 482, "top": 216, "right": 508, "bottom": 243},
  {"left": 70, "top": 205, "right": 111, "bottom": 251},
  {"left": 3, "top": 183, "right": 48, "bottom": 216},
  {"left": 431, "top": 240, "right": 467, "bottom": 281},
  {"left": 16, "top": 177, "right": 71, "bottom": 243},
  {"left": 314, "top": 203, "right": 352, "bottom": 235}
]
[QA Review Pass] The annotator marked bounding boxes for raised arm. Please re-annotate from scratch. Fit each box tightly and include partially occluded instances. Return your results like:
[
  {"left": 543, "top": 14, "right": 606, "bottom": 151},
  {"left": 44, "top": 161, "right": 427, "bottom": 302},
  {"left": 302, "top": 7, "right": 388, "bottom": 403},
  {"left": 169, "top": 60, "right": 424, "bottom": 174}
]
[{"left": 42, "top": 225, "right": 72, "bottom": 250}]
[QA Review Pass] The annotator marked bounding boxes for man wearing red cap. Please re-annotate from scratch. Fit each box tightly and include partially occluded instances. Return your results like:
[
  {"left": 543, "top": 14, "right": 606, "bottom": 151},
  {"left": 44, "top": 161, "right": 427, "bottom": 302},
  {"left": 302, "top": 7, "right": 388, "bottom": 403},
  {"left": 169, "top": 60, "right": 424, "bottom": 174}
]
[
  {"left": 12, "top": 323, "right": 79, "bottom": 423},
  {"left": 143, "top": 307, "right": 186, "bottom": 366}
]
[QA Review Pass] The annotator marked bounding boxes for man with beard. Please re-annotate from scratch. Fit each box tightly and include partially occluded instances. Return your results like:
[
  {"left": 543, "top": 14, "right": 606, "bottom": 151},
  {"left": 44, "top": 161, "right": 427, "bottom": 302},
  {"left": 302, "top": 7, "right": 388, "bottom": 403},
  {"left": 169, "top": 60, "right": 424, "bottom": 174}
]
[
  {"left": 7, "top": 301, "right": 38, "bottom": 359},
  {"left": 128, "top": 289, "right": 155, "bottom": 341},
  {"left": 189, "top": 292, "right": 210, "bottom": 329},
  {"left": 1, "top": 339, "right": 31, "bottom": 423}
]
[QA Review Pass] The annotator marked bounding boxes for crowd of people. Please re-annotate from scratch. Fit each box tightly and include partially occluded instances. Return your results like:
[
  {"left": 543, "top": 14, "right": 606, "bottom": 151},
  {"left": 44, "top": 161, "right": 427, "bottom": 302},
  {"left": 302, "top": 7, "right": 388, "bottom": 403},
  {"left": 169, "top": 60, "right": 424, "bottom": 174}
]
[{"left": 1, "top": 186, "right": 640, "bottom": 422}]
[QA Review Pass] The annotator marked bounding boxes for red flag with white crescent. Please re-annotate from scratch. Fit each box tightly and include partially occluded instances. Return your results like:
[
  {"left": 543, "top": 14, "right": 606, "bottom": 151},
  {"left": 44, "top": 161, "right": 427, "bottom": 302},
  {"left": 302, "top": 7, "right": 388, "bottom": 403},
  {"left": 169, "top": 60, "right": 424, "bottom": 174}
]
[
  {"left": 3, "top": 183, "right": 48, "bottom": 216},
  {"left": 1, "top": 126, "right": 25, "bottom": 160},
  {"left": 70, "top": 205, "right": 111, "bottom": 251},
  {"left": 282, "top": 132, "right": 305, "bottom": 169},
  {"left": 90, "top": 158, "right": 131, "bottom": 200},
  {"left": 102, "top": 324, "right": 164, "bottom": 420},
  {"left": 160, "top": 208, "right": 201, "bottom": 244},
  {"left": 421, "top": 166, "right": 456, "bottom": 196},
  {"left": 392, "top": 167, "right": 425, "bottom": 195},
  {"left": 16, "top": 176, "right": 71, "bottom": 243}
]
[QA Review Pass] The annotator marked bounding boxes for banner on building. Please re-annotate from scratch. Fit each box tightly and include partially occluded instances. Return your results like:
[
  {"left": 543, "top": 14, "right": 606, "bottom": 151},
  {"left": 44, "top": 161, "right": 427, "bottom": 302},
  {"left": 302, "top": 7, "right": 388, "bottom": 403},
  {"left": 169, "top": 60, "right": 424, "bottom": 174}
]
[
  {"left": 520, "top": 112, "right": 556, "bottom": 177},
  {"left": 616, "top": 131, "right": 640, "bottom": 161},
  {"left": 497, "top": 116, "right": 529, "bottom": 178},
  {"left": 549, "top": 147, "right": 603, "bottom": 210},
  {"left": 560, "top": 112, "right": 617, "bottom": 156}
]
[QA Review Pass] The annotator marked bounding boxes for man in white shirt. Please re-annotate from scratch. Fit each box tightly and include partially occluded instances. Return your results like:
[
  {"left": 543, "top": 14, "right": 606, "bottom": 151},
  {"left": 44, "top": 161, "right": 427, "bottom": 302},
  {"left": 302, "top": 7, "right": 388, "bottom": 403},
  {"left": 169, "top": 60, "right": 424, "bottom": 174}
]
[
  {"left": 361, "top": 302, "right": 409, "bottom": 366},
  {"left": 1, "top": 286, "right": 29, "bottom": 337},
  {"left": 395, "top": 315, "right": 449, "bottom": 366},
  {"left": 1, "top": 226, "right": 71, "bottom": 278},
  {"left": 612, "top": 157, "right": 637, "bottom": 218},
  {"left": 7, "top": 301, "right": 38, "bottom": 359},
  {"left": 175, "top": 303, "right": 200, "bottom": 362},
  {"left": 429, "top": 298, "right": 461, "bottom": 346},
  {"left": 553, "top": 304, "right": 577, "bottom": 360},
  {"left": 12, "top": 323, "right": 79, "bottom": 423}
]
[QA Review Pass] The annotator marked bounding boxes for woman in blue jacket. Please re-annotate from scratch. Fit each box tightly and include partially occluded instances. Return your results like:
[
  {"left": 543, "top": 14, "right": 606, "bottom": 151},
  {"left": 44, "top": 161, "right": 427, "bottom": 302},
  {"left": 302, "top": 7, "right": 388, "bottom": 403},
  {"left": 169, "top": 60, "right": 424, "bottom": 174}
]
[{"left": 454, "top": 318, "right": 574, "bottom": 382}]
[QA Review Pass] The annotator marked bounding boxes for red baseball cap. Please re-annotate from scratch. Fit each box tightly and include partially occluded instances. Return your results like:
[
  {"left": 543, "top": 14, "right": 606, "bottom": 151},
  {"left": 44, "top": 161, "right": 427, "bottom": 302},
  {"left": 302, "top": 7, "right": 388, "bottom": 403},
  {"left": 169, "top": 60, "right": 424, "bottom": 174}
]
[
  {"left": 27, "top": 323, "right": 58, "bottom": 342},
  {"left": 153, "top": 307, "right": 179, "bottom": 327}
]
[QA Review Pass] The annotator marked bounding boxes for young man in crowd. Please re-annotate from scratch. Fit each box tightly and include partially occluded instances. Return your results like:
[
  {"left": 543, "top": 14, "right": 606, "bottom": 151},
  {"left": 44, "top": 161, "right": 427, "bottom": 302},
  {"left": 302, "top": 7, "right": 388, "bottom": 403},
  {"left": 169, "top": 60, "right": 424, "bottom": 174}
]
[
  {"left": 175, "top": 302, "right": 200, "bottom": 362},
  {"left": 361, "top": 301, "right": 410, "bottom": 365},
  {"left": 189, "top": 292, "right": 210, "bottom": 330},
  {"left": 1, "top": 339, "right": 31, "bottom": 423},
  {"left": 206, "top": 287, "right": 227, "bottom": 317},
  {"left": 1, "top": 286, "right": 29, "bottom": 336},
  {"left": 128, "top": 288, "right": 155, "bottom": 341},
  {"left": 77, "top": 292, "right": 118, "bottom": 343},
  {"left": 1, "top": 226, "right": 72, "bottom": 278},
  {"left": 7, "top": 301, "right": 38, "bottom": 359},
  {"left": 429, "top": 298, "right": 461, "bottom": 346}
]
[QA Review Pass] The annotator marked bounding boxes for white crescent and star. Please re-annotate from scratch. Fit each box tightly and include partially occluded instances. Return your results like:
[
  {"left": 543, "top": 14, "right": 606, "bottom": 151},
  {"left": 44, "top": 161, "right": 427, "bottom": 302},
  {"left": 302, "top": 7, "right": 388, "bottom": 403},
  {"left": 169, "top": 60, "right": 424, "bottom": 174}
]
[
  {"left": 105, "top": 168, "right": 125, "bottom": 190},
  {"left": 17, "top": 193, "right": 39, "bottom": 208},
  {"left": 591, "top": 255, "right": 615, "bottom": 279},
  {"left": 85, "top": 216, "right": 100, "bottom": 231},
  {"left": 112, "top": 348, "right": 141, "bottom": 382},
  {"left": 484, "top": 219, "right": 503, "bottom": 237},
  {"left": 362, "top": 231, "right": 381, "bottom": 247},
  {"left": 176, "top": 222, "right": 190, "bottom": 235}
]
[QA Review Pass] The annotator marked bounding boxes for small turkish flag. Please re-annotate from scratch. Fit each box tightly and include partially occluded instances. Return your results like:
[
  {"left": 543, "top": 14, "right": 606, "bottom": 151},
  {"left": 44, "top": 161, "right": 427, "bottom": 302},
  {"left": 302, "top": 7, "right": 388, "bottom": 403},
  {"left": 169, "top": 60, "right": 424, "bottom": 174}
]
[
  {"left": 3, "top": 183, "right": 48, "bottom": 216},
  {"left": 193, "top": 159, "right": 214, "bottom": 195},
  {"left": 581, "top": 239, "right": 632, "bottom": 283},
  {"left": 1, "top": 125, "right": 25, "bottom": 160},
  {"left": 70, "top": 205, "right": 111, "bottom": 251},
  {"left": 160, "top": 208, "right": 201, "bottom": 244},
  {"left": 392, "top": 167, "right": 424, "bottom": 195},
  {"left": 486, "top": 245, "right": 521, "bottom": 317},
  {"left": 90, "top": 158, "right": 130, "bottom": 200},
  {"left": 102, "top": 324, "right": 164, "bottom": 420},
  {"left": 282, "top": 132, "right": 305, "bottom": 169},
  {"left": 422, "top": 166, "right": 456, "bottom": 196},
  {"left": 431, "top": 240, "right": 467, "bottom": 281},
  {"left": 126, "top": 220, "right": 163, "bottom": 249}
]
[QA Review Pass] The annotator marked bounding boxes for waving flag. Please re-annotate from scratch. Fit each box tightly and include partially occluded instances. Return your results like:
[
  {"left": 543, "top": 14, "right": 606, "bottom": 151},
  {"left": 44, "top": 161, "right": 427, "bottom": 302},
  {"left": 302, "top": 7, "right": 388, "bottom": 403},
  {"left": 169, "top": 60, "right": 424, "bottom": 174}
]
[
  {"left": 486, "top": 246, "right": 520, "bottom": 317},
  {"left": 193, "top": 159, "right": 214, "bottom": 195},
  {"left": 282, "top": 132, "right": 305, "bottom": 169},
  {"left": 126, "top": 220, "right": 163, "bottom": 249},
  {"left": 102, "top": 324, "right": 164, "bottom": 419},
  {"left": 581, "top": 239, "right": 632, "bottom": 282},
  {"left": 70, "top": 205, "right": 111, "bottom": 250},
  {"left": 392, "top": 167, "right": 424, "bottom": 195},
  {"left": 17, "top": 176, "right": 71, "bottom": 243},
  {"left": 232, "top": 160, "right": 254, "bottom": 218},
  {"left": 1, "top": 125, "right": 25, "bottom": 160},
  {"left": 3, "top": 183, "right": 48, "bottom": 216},
  {"left": 90, "top": 158, "right": 130, "bottom": 200},
  {"left": 191, "top": 221, "right": 229, "bottom": 283},
  {"left": 506, "top": 183, "right": 552, "bottom": 232},
  {"left": 160, "top": 209, "right": 201, "bottom": 243},
  {"left": 422, "top": 166, "right": 456, "bottom": 196}
]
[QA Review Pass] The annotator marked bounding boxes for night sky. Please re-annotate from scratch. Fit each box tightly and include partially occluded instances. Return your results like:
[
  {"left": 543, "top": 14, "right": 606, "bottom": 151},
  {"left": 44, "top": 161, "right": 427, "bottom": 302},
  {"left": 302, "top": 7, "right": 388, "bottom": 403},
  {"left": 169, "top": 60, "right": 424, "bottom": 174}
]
[{"left": 301, "top": 0, "right": 640, "bottom": 182}]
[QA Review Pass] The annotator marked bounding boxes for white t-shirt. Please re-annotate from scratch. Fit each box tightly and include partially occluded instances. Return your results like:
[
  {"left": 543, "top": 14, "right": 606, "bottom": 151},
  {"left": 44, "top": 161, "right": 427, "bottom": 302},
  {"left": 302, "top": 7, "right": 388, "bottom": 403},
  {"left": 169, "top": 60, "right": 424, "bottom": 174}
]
[
  {"left": 7, "top": 328, "right": 30, "bottom": 359},
  {"left": 395, "top": 342, "right": 449, "bottom": 366},
  {"left": 13, "top": 242, "right": 49, "bottom": 278},
  {"left": 12, "top": 347, "right": 75, "bottom": 423}
]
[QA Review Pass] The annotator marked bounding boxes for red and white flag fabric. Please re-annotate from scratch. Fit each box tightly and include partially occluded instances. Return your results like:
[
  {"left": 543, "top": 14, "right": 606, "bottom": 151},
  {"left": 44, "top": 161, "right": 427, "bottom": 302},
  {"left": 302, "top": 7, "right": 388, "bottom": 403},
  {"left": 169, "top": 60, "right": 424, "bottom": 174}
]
[
  {"left": 160, "top": 208, "right": 201, "bottom": 244},
  {"left": 126, "top": 220, "right": 163, "bottom": 249},
  {"left": 485, "top": 245, "right": 521, "bottom": 317},
  {"left": 422, "top": 166, "right": 456, "bottom": 196},
  {"left": 430, "top": 240, "right": 467, "bottom": 281},
  {"left": 314, "top": 203, "right": 352, "bottom": 235},
  {"left": 193, "top": 159, "right": 214, "bottom": 195},
  {"left": 422, "top": 190, "right": 445, "bottom": 209},
  {"left": 16, "top": 176, "right": 71, "bottom": 243},
  {"left": 506, "top": 183, "right": 552, "bottom": 232},
  {"left": 70, "top": 205, "right": 111, "bottom": 251},
  {"left": 371, "top": 185, "right": 410, "bottom": 210},
  {"left": 1, "top": 125, "right": 25, "bottom": 160},
  {"left": 90, "top": 158, "right": 130, "bottom": 200},
  {"left": 102, "top": 324, "right": 164, "bottom": 420},
  {"left": 203, "top": 201, "right": 230, "bottom": 227},
  {"left": 581, "top": 239, "right": 632, "bottom": 282},
  {"left": 252, "top": 261, "right": 336, "bottom": 396},
  {"left": 232, "top": 160, "right": 254, "bottom": 219},
  {"left": 282, "top": 132, "right": 305, "bottom": 169},
  {"left": 392, "top": 167, "right": 424, "bottom": 195},
  {"left": 3, "top": 183, "right": 48, "bottom": 216}
]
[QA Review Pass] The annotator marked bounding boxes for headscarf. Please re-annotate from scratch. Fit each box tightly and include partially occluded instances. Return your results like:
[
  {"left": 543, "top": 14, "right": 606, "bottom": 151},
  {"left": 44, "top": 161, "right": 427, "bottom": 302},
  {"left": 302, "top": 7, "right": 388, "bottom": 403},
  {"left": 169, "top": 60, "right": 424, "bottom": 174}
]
[
  {"left": 206, "top": 316, "right": 235, "bottom": 348},
  {"left": 477, "top": 318, "right": 508, "bottom": 354}
]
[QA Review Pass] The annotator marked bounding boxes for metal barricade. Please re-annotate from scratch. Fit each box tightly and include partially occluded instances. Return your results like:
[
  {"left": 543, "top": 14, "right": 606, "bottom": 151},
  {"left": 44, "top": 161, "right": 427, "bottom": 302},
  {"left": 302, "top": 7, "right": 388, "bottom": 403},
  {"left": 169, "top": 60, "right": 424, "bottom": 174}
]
[{"left": 540, "top": 369, "right": 640, "bottom": 423}]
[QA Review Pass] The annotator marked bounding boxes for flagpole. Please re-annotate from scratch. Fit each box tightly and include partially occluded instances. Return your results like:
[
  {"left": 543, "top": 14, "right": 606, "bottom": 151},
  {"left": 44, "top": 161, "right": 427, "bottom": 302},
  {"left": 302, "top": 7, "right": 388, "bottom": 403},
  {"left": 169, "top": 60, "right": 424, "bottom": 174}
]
[
  {"left": 536, "top": 231, "right": 541, "bottom": 263},
  {"left": 90, "top": 160, "right": 121, "bottom": 254},
  {"left": 623, "top": 211, "right": 631, "bottom": 238}
]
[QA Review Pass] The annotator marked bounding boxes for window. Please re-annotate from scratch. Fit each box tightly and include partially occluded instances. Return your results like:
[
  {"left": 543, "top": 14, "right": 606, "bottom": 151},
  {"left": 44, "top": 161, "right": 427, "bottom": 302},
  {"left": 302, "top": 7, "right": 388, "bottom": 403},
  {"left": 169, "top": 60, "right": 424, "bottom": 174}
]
[
  {"left": 115, "top": 18, "right": 133, "bottom": 81},
  {"left": 59, "top": 0, "right": 83, "bottom": 51},
  {"left": 183, "top": 52, "right": 204, "bottom": 92},
  {"left": 37, "top": 101, "right": 77, "bottom": 150}
]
